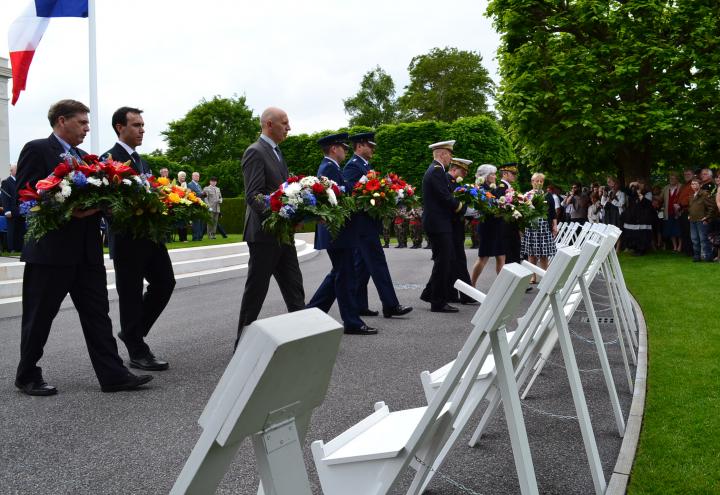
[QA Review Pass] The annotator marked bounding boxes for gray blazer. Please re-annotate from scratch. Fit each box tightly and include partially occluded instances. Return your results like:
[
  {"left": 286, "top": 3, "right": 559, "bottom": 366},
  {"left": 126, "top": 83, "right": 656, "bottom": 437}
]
[{"left": 242, "top": 137, "right": 289, "bottom": 242}]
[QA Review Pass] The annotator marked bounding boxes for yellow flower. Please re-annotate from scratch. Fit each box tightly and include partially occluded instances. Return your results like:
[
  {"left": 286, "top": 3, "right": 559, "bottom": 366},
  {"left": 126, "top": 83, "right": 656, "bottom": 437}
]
[
  {"left": 168, "top": 192, "right": 181, "bottom": 203},
  {"left": 156, "top": 177, "right": 170, "bottom": 186}
]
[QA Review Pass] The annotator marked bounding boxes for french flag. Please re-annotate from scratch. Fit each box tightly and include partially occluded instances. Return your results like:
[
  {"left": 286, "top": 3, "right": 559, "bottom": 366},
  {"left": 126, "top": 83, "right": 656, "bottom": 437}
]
[{"left": 8, "top": 0, "right": 88, "bottom": 105}]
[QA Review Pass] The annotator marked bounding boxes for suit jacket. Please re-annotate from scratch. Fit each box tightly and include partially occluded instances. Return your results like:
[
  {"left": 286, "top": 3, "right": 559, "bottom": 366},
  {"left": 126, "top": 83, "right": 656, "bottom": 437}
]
[
  {"left": 102, "top": 142, "right": 150, "bottom": 175},
  {"left": 102, "top": 143, "right": 160, "bottom": 260},
  {"left": 342, "top": 154, "right": 380, "bottom": 235},
  {"left": 1, "top": 176, "right": 18, "bottom": 217},
  {"left": 315, "top": 157, "right": 356, "bottom": 249},
  {"left": 188, "top": 180, "right": 203, "bottom": 196},
  {"left": 203, "top": 185, "right": 222, "bottom": 212},
  {"left": 422, "top": 161, "right": 462, "bottom": 234},
  {"left": 242, "top": 137, "right": 290, "bottom": 243},
  {"left": 16, "top": 134, "right": 103, "bottom": 265}
]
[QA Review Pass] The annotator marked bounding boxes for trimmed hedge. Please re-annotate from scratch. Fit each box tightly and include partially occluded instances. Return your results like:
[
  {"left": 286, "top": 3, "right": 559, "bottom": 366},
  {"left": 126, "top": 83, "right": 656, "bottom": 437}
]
[
  {"left": 281, "top": 116, "right": 515, "bottom": 189},
  {"left": 220, "top": 197, "right": 246, "bottom": 234}
]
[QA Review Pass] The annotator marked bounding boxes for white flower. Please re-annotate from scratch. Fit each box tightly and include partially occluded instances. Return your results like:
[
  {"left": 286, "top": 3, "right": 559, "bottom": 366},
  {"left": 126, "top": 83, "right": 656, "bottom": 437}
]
[
  {"left": 456, "top": 176, "right": 463, "bottom": 183},
  {"left": 122, "top": 178, "right": 132, "bottom": 186},
  {"left": 87, "top": 177, "right": 102, "bottom": 187},
  {"left": 397, "top": 189, "right": 405, "bottom": 199},
  {"left": 326, "top": 188, "right": 337, "bottom": 206},
  {"left": 498, "top": 196, "right": 506, "bottom": 205},
  {"left": 359, "top": 175, "right": 368, "bottom": 184},
  {"left": 54, "top": 192, "right": 66, "bottom": 203},
  {"left": 373, "top": 192, "right": 380, "bottom": 197},
  {"left": 488, "top": 183, "right": 496, "bottom": 189},
  {"left": 476, "top": 176, "right": 485, "bottom": 185},
  {"left": 370, "top": 198, "right": 376, "bottom": 206},
  {"left": 287, "top": 195, "right": 301, "bottom": 206},
  {"left": 512, "top": 210, "right": 523, "bottom": 219},
  {"left": 133, "top": 175, "right": 143, "bottom": 184},
  {"left": 300, "top": 176, "right": 318, "bottom": 188},
  {"left": 60, "top": 180, "right": 72, "bottom": 198},
  {"left": 285, "top": 182, "right": 302, "bottom": 197},
  {"left": 102, "top": 177, "right": 109, "bottom": 186}
]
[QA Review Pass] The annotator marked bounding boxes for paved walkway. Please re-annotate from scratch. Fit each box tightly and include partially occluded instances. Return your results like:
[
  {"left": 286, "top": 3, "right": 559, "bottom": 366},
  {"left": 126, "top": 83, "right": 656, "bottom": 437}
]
[{"left": 0, "top": 246, "right": 634, "bottom": 494}]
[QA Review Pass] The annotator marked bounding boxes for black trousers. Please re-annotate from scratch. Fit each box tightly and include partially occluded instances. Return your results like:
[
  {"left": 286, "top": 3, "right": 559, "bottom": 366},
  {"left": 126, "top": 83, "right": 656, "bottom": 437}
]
[
  {"left": 425, "top": 232, "right": 455, "bottom": 309},
  {"left": 449, "top": 227, "right": 472, "bottom": 299},
  {"left": 504, "top": 224, "right": 522, "bottom": 264},
  {"left": 113, "top": 244, "right": 176, "bottom": 359},
  {"left": 6, "top": 216, "right": 25, "bottom": 252},
  {"left": 307, "top": 248, "right": 364, "bottom": 329},
  {"left": 353, "top": 234, "right": 400, "bottom": 311},
  {"left": 17, "top": 263, "right": 129, "bottom": 387},
  {"left": 236, "top": 241, "right": 305, "bottom": 346}
]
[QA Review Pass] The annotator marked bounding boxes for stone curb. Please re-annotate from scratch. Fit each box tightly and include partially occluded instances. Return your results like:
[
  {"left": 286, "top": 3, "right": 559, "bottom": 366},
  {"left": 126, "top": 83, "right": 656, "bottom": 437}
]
[{"left": 606, "top": 295, "right": 647, "bottom": 494}]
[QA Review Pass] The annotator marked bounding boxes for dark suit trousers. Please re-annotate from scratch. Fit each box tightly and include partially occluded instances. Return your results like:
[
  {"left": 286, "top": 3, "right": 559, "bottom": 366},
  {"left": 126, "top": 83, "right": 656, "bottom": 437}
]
[
  {"left": 426, "top": 232, "right": 455, "bottom": 308},
  {"left": 17, "top": 263, "right": 129, "bottom": 386},
  {"left": 236, "top": 242, "right": 305, "bottom": 345},
  {"left": 7, "top": 217, "right": 25, "bottom": 252},
  {"left": 113, "top": 245, "right": 176, "bottom": 358},
  {"left": 307, "top": 248, "right": 364, "bottom": 329},
  {"left": 504, "top": 224, "right": 522, "bottom": 264},
  {"left": 449, "top": 228, "right": 472, "bottom": 298},
  {"left": 354, "top": 234, "right": 399, "bottom": 311}
]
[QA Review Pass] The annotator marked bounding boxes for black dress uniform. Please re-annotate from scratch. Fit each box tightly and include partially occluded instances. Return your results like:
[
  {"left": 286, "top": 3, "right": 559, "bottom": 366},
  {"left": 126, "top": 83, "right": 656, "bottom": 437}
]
[
  {"left": 421, "top": 160, "right": 465, "bottom": 311},
  {"left": 447, "top": 174, "right": 473, "bottom": 303}
]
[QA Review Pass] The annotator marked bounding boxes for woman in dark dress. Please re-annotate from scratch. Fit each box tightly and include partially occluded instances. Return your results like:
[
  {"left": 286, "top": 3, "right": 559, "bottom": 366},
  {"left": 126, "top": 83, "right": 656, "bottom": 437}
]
[{"left": 471, "top": 164, "right": 505, "bottom": 286}]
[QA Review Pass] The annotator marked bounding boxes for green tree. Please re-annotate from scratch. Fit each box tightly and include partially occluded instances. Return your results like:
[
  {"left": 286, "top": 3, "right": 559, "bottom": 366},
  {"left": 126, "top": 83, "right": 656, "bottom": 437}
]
[
  {"left": 398, "top": 47, "right": 494, "bottom": 122},
  {"left": 487, "top": 0, "right": 720, "bottom": 183},
  {"left": 161, "top": 95, "right": 260, "bottom": 196},
  {"left": 343, "top": 66, "right": 399, "bottom": 127}
]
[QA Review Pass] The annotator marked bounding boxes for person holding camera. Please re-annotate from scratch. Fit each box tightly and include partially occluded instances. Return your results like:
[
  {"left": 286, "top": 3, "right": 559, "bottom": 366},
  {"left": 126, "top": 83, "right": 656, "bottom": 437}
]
[{"left": 563, "top": 182, "right": 590, "bottom": 224}]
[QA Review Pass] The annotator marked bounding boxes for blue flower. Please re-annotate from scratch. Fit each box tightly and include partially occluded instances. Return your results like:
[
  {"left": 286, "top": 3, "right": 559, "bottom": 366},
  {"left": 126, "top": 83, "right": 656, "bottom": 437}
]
[
  {"left": 303, "top": 192, "right": 317, "bottom": 206},
  {"left": 263, "top": 195, "right": 271, "bottom": 209},
  {"left": 279, "top": 204, "right": 296, "bottom": 219},
  {"left": 19, "top": 200, "right": 37, "bottom": 216},
  {"left": 340, "top": 185, "right": 346, "bottom": 193},
  {"left": 469, "top": 188, "right": 478, "bottom": 197},
  {"left": 71, "top": 171, "right": 88, "bottom": 188}
]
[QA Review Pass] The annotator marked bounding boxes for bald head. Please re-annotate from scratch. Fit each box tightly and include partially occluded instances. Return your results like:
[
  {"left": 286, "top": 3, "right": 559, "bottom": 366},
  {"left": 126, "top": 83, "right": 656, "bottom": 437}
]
[
  {"left": 9, "top": 164, "right": 17, "bottom": 176},
  {"left": 260, "top": 107, "right": 291, "bottom": 144}
]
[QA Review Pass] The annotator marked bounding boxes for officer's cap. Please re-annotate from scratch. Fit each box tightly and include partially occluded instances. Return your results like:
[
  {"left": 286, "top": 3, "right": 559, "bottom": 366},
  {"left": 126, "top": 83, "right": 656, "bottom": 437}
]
[
  {"left": 450, "top": 158, "right": 473, "bottom": 171},
  {"left": 498, "top": 162, "right": 519, "bottom": 174},
  {"left": 317, "top": 132, "right": 350, "bottom": 148},
  {"left": 348, "top": 132, "right": 376, "bottom": 146},
  {"left": 429, "top": 140, "right": 456, "bottom": 151}
]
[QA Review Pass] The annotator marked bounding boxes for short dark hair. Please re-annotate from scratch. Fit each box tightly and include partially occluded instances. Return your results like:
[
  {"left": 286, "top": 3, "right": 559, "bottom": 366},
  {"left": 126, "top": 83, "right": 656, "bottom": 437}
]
[
  {"left": 111, "top": 106, "right": 143, "bottom": 136},
  {"left": 209, "top": 176, "right": 218, "bottom": 182},
  {"left": 48, "top": 99, "right": 90, "bottom": 127}
]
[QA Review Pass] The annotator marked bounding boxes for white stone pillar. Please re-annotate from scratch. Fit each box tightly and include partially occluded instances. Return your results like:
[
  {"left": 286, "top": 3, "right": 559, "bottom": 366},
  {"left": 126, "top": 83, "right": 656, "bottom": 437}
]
[{"left": 0, "top": 57, "right": 11, "bottom": 167}]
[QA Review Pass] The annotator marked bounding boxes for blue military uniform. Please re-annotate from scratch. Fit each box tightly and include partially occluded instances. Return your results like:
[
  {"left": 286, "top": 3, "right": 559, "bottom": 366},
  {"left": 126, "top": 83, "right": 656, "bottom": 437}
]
[
  {"left": 306, "top": 134, "right": 369, "bottom": 332},
  {"left": 343, "top": 136, "right": 403, "bottom": 316}
]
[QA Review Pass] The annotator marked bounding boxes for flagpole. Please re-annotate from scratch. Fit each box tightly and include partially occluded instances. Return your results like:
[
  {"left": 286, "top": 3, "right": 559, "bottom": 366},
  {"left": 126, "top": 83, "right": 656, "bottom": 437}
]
[{"left": 88, "top": 0, "right": 99, "bottom": 153}]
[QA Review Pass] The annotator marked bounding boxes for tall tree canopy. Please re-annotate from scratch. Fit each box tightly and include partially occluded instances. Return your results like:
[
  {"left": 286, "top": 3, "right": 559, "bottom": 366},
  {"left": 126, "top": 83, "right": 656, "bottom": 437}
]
[
  {"left": 344, "top": 66, "right": 399, "bottom": 127},
  {"left": 398, "top": 47, "right": 494, "bottom": 122},
  {"left": 162, "top": 95, "right": 259, "bottom": 169},
  {"left": 487, "top": 0, "right": 720, "bottom": 182}
]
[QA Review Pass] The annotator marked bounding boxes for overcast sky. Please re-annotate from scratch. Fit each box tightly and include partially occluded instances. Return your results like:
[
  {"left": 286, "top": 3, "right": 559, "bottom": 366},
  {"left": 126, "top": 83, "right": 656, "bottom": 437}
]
[{"left": 2, "top": 0, "right": 501, "bottom": 163}]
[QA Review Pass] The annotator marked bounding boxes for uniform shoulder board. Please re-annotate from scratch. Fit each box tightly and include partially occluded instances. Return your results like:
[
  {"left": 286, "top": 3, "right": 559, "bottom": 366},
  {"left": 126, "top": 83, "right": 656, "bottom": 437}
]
[{"left": 433, "top": 164, "right": 443, "bottom": 169}]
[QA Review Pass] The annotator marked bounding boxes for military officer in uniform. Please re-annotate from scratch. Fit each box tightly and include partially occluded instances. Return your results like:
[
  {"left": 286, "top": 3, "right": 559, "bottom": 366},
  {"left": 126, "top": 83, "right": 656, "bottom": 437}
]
[
  {"left": 343, "top": 132, "right": 412, "bottom": 319},
  {"left": 446, "top": 158, "right": 475, "bottom": 304},
  {"left": 419, "top": 140, "right": 466, "bottom": 312},
  {"left": 409, "top": 206, "right": 424, "bottom": 248},
  {"left": 307, "top": 133, "right": 377, "bottom": 335}
]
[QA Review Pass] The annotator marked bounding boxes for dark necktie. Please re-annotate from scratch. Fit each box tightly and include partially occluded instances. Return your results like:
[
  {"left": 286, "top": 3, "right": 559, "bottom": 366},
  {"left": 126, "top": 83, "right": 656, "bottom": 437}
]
[
  {"left": 274, "top": 146, "right": 283, "bottom": 162},
  {"left": 69, "top": 147, "right": 82, "bottom": 161},
  {"left": 131, "top": 152, "right": 145, "bottom": 174}
]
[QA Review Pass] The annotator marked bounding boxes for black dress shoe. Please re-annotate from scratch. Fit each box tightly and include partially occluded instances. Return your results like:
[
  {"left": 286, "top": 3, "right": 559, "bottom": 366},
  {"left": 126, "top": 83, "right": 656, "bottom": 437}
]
[
  {"left": 15, "top": 380, "right": 57, "bottom": 396},
  {"left": 101, "top": 374, "right": 153, "bottom": 393},
  {"left": 459, "top": 296, "right": 479, "bottom": 305},
  {"left": 358, "top": 309, "right": 379, "bottom": 317},
  {"left": 420, "top": 292, "right": 431, "bottom": 303},
  {"left": 431, "top": 304, "right": 459, "bottom": 313},
  {"left": 129, "top": 355, "right": 169, "bottom": 371},
  {"left": 383, "top": 304, "right": 413, "bottom": 318},
  {"left": 344, "top": 325, "right": 378, "bottom": 335}
]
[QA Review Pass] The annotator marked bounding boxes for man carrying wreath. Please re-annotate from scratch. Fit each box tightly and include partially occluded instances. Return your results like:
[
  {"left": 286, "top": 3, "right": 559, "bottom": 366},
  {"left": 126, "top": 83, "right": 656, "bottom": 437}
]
[{"left": 14, "top": 99, "right": 152, "bottom": 395}]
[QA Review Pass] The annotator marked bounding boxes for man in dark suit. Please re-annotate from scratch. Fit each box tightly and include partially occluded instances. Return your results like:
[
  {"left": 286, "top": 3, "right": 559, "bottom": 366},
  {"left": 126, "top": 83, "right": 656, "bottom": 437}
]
[
  {"left": 306, "top": 133, "right": 377, "bottom": 335},
  {"left": 498, "top": 163, "right": 522, "bottom": 264},
  {"left": 187, "top": 172, "right": 205, "bottom": 240},
  {"left": 343, "top": 132, "right": 412, "bottom": 319},
  {"left": 420, "top": 140, "right": 466, "bottom": 313},
  {"left": 1, "top": 164, "right": 24, "bottom": 252},
  {"left": 103, "top": 106, "right": 175, "bottom": 371},
  {"left": 14, "top": 99, "right": 152, "bottom": 395},
  {"left": 236, "top": 107, "right": 305, "bottom": 348}
]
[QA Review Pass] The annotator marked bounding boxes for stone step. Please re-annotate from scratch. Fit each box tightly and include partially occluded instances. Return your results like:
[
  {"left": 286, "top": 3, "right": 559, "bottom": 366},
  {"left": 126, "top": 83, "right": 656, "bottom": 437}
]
[{"left": 0, "top": 238, "right": 318, "bottom": 320}]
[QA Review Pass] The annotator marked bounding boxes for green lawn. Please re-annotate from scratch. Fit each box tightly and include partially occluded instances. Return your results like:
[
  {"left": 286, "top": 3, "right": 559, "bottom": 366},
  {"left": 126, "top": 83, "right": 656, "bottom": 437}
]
[{"left": 621, "top": 251, "right": 720, "bottom": 494}]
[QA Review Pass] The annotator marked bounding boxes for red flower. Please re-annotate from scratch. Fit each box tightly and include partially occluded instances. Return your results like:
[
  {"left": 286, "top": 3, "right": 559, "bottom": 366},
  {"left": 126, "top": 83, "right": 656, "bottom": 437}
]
[
  {"left": 53, "top": 163, "right": 73, "bottom": 177},
  {"left": 287, "top": 176, "right": 300, "bottom": 183},
  {"left": 365, "top": 178, "right": 381, "bottom": 191},
  {"left": 269, "top": 190, "right": 283, "bottom": 212},
  {"left": 331, "top": 184, "right": 341, "bottom": 196},
  {"left": 83, "top": 154, "right": 100, "bottom": 165},
  {"left": 312, "top": 183, "right": 325, "bottom": 194},
  {"left": 18, "top": 182, "right": 40, "bottom": 201},
  {"left": 35, "top": 175, "right": 62, "bottom": 192},
  {"left": 77, "top": 164, "right": 98, "bottom": 177}
]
